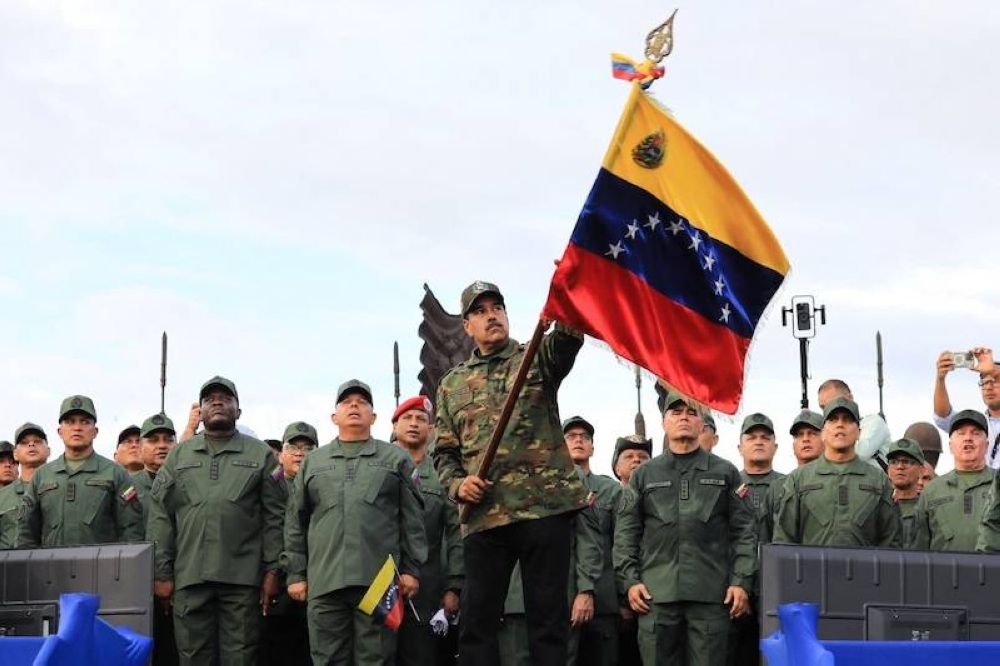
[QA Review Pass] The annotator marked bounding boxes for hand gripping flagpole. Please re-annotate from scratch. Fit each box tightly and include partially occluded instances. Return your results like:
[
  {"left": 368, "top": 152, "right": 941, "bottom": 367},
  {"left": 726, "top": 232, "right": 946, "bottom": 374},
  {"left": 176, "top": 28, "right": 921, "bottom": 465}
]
[{"left": 392, "top": 554, "right": 422, "bottom": 623}]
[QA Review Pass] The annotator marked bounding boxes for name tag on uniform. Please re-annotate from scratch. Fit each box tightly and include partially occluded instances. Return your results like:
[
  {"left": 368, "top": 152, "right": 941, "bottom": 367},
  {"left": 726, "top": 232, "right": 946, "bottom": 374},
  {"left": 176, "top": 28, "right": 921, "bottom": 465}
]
[
  {"left": 368, "top": 461, "right": 394, "bottom": 469},
  {"left": 799, "top": 483, "right": 823, "bottom": 493},
  {"left": 699, "top": 478, "right": 726, "bottom": 486},
  {"left": 232, "top": 460, "right": 260, "bottom": 468},
  {"left": 929, "top": 496, "right": 953, "bottom": 507},
  {"left": 646, "top": 481, "right": 672, "bottom": 490},
  {"left": 38, "top": 482, "right": 59, "bottom": 494},
  {"left": 85, "top": 479, "right": 112, "bottom": 488},
  {"left": 858, "top": 484, "right": 879, "bottom": 494},
  {"left": 310, "top": 465, "right": 334, "bottom": 475},
  {"left": 177, "top": 462, "right": 203, "bottom": 471}
]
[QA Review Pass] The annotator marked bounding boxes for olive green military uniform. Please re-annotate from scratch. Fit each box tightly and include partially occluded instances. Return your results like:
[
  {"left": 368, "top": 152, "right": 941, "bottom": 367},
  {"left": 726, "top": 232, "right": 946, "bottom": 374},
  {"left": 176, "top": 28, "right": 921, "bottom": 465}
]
[
  {"left": 397, "top": 455, "right": 464, "bottom": 666},
  {"left": 773, "top": 456, "right": 902, "bottom": 547},
  {"left": 433, "top": 327, "right": 589, "bottom": 535},
  {"left": 741, "top": 470, "right": 785, "bottom": 546},
  {"left": 285, "top": 437, "right": 428, "bottom": 666},
  {"left": 911, "top": 467, "right": 995, "bottom": 551},
  {"left": 499, "top": 502, "right": 603, "bottom": 666},
  {"left": 976, "top": 470, "right": 1000, "bottom": 552},
  {"left": 147, "top": 431, "right": 286, "bottom": 665},
  {"left": 0, "top": 480, "right": 26, "bottom": 549},
  {"left": 897, "top": 498, "right": 919, "bottom": 546},
  {"left": 131, "top": 469, "right": 156, "bottom": 533},
  {"left": 614, "top": 447, "right": 758, "bottom": 666},
  {"left": 883, "top": 437, "right": 927, "bottom": 549},
  {"left": 578, "top": 470, "right": 623, "bottom": 666},
  {"left": 19, "top": 453, "right": 144, "bottom": 547}
]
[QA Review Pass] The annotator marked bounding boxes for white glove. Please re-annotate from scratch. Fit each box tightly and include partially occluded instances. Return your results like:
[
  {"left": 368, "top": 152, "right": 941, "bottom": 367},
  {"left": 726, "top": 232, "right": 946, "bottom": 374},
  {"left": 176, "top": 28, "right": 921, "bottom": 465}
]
[{"left": 430, "top": 609, "right": 449, "bottom": 636}]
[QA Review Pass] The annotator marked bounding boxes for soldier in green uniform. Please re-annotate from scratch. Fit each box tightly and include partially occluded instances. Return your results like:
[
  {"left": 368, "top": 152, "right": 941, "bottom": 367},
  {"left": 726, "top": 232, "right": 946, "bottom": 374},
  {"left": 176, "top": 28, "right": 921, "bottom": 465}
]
[
  {"left": 789, "top": 410, "right": 824, "bottom": 468},
  {"left": 285, "top": 380, "right": 428, "bottom": 666},
  {"left": 562, "top": 416, "right": 623, "bottom": 666},
  {"left": 390, "top": 396, "right": 463, "bottom": 666},
  {"left": 261, "top": 421, "right": 317, "bottom": 666},
  {"left": 132, "top": 414, "right": 177, "bottom": 531},
  {"left": 614, "top": 391, "right": 757, "bottom": 666},
  {"left": 773, "top": 397, "right": 901, "bottom": 548},
  {"left": 0, "top": 441, "right": 16, "bottom": 487},
  {"left": 114, "top": 424, "right": 144, "bottom": 474},
  {"left": 912, "top": 410, "right": 994, "bottom": 551},
  {"left": 432, "top": 281, "right": 589, "bottom": 666},
  {"left": 728, "top": 413, "right": 784, "bottom": 666},
  {"left": 698, "top": 414, "right": 720, "bottom": 453},
  {"left": 0, "top": 442, "right": 19, "bottom": 549},
  {"left": 147, "top": 376, "right": 286, "bottom": 666},
  {"left": 20, "top": 396, "right": 144, "bottom": 547},
  {"left": 884, "top": 438, "right": 925, "bottom": 547},
  {"left": 0, "top": 424, "right": 51, "bottom": 549}
]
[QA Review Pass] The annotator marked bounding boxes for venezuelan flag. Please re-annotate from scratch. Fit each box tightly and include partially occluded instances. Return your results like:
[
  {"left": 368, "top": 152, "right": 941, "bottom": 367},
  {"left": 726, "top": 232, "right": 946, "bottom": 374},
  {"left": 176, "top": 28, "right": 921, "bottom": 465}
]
[
  {"left": 358, "top": 555, "right": 404, "bottom": 631},
  {"left": 543, "top": 84, "right": 789, "bottom": 414}
]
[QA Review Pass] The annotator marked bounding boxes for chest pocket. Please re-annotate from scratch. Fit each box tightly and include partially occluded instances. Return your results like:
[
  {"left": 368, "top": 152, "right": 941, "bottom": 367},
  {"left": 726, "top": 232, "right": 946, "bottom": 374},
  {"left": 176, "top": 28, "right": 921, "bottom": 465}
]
[
  {"left": 800, "top": 483, "right": 832, "bottom": 527},
  {"left": 175, "top": 462, "right": 205, "bottom": 505},
  {"left": 928, "top": 495, "right": 956, "bottom": 541},
  {"left": 696, "top": 478, "right": 726, "bottom": 523},
  {"left": 363, "top": 463, "right": 399, "bottom": 505},
  {"left": 306, "top": 465, "right": 340, "bottom": 513},
  {"left": 643, "top": 482, "right": 677, "bottom": 526},
  {"left": 82, "top": 479, "right": 113, "bottom": 525},
  {"left": 851, "top": 483, "right": 882, "bottom": 529},
  {"left": 226, "top": 460, "right": 261, "bottom": 503}
]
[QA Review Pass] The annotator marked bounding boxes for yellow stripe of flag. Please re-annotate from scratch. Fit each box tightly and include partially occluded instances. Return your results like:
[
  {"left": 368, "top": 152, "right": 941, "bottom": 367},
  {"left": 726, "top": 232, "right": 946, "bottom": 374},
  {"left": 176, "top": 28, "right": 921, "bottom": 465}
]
[
  {"left": 358, "top": 555, "right": 397, "bottom": 615},
  {"left": 601, "top": 84, "right": 789, "bottom": 275}
]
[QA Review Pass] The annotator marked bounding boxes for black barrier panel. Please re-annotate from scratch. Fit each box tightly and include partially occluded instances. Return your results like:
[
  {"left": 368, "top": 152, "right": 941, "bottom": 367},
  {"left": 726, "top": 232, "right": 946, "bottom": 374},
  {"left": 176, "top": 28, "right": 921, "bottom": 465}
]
[
  {"left": 0, "top": 542, "right": 153, "bottom": 637},
  {"left": 760, "top": 543, "right": 1000, "bottom": 641}
]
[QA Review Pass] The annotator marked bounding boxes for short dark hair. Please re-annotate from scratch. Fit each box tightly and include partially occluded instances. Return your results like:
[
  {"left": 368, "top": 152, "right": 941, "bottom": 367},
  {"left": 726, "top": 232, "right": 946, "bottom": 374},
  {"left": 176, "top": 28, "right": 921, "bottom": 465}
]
[{"left": 818, "top": 378, "right": 851, "bottom": 395}]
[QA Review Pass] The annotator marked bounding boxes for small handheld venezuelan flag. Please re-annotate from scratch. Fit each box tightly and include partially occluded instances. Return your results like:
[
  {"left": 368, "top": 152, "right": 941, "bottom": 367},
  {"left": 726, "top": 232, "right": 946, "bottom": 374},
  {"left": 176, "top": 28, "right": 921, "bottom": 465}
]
[{"left": 358, "top": 555, "right": 404, "bottom": 631}]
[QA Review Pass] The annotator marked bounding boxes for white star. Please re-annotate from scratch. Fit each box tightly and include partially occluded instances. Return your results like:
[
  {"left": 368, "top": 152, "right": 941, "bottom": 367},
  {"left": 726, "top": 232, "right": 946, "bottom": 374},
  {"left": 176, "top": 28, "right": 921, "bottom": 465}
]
[
  {"left": 606, "top": 241, "right": 625, "bottom": 259},
  {"left": 625, "top": 220, "right": 640, "bottom": 239},
  {"left": 668, "top": 219, "right": 685, "bottom": 236},
  {"left": 688, "top": 231, "right": 702, "bottom": 252},
  {"left": 703, "top": 252, "right": 716, "bottom": 271},
  {"left": 645, "top": 211, "right": 661, "bottom": 231},
  {"left": 714, "top": 277, "right": 726, "bottom": 296},
  {"left": 720, "top": 303, "right": 731, "bottom": 323}
]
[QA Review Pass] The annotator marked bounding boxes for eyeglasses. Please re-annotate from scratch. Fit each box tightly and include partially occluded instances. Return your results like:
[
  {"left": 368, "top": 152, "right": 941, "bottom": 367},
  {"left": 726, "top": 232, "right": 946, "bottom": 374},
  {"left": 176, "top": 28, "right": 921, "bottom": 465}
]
[
  {"left": 979, "top": 378, "right": 998, "bottom": 388},
  {"left": 283, "top": 443, "right": 315, "bottom": 453},
  {"left": 564, "top": 433, "right": 593, "bottom": 442},
  {"left": 888, "top": 457, "right": 918, "bottom": 468}
]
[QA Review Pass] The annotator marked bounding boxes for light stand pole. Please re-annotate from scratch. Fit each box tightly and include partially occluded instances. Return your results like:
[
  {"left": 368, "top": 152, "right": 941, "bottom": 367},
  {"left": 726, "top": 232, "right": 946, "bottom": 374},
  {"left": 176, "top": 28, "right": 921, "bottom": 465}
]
[{"left": 781, "top": 295, "right": 826, "bottom": 409}]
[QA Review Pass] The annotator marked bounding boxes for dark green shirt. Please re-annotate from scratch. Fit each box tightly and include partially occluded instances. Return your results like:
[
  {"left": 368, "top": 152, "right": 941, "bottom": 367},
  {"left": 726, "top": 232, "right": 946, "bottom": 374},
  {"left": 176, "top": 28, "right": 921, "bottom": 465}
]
[
  {"left": 130, "top": 469, "right": 157, "bottom": 533},
  {"left": 19, "top": 453, "right": 144, "bottom": 547},
  {"left": 740, "top": 469, "right": 785, "bottom": 546},
  {"left": 285, "top": 438, "right": 428, "bottom": 600},
  {"left": 912, "top": 467, "right": 994, "bottom": 552},
  {"left": 409, "top": 455, "right": 464, "bottom": 621},
  {"left": 147, "top": 432, "right": 286, "bottom": 590},
  {"left": 0, "top": 480, "right": 26, "bottom": 549},
  {"left": 614, "top": 447, "right": 757, "bottom": 604},
  {"left": 582, "top": 469, "right": 623, "bottom": 615},
  {"left": 895, "top": 496, "right": 919, "bottom": 547},
  {"left": 773, "top": 455, "right": 902, "bottom": 548}
]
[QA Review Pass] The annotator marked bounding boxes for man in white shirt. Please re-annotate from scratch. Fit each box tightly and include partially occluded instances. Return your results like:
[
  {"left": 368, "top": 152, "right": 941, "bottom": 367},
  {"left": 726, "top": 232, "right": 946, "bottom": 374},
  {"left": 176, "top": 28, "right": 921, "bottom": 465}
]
[{"left": 932, "top": 347, "right": 1000, "bottom": 469}]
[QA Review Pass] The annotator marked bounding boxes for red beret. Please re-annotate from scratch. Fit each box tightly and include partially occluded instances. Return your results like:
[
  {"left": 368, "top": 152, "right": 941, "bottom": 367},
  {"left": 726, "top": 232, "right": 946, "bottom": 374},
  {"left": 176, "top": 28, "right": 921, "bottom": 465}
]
[{"left": 392, "top": 396, "right": 434, "bottom": 423}]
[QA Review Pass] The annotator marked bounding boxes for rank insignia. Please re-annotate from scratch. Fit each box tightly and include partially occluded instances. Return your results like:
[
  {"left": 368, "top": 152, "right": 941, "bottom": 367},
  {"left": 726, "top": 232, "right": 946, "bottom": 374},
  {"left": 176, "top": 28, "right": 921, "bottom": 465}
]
[{"left": 632, "top": 128, "right": 666, "bottom": 169}]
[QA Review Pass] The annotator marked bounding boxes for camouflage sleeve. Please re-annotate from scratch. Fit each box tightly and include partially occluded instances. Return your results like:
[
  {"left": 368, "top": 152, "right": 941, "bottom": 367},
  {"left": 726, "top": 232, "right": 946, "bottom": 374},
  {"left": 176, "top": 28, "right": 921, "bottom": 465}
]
[
  {"left": 728, "top": 467, "right": 758, "bottom": 591},
  {"left": 17, "top": 477, "right": 41, "bottom": 548},
  {"left": 398, "top": 457, "right": 429, "bottom": 578},
  {"left": 260, "top": 449, "right": 287, "bottom": 572},
  {"left": 432, "top": 377, "right": 467, "bottom": 500},
  {"left": 443, "top": 496, "right": 465, "bottom": 591},
  {"left": 771, "top": 473, "right": 800, "bottom": 544},
  {"left": 613, "top": 478, "right": 643, "bottom": 594},
  {"left": 977, "top": 476, "right": 1000, "bottom": 552},
  {"left": 574, "top": 506, "right": 604, "bottom": 594},
  {"left": 537, "top": 323, "right": 584, "bottom": 389},
  {"left": 875, "top": 479, "right": 903, "bottom": 549},
  {"left": 113, "top": 466, "right": 145, "bottom": 542},
  {"left": 910, "top": 493, "right": 931, "bottom": 551},
  {"left": 147, "top": 456, "right": 177, "bottom": 581},
  {"left": 284, "top": 459, "right": 310, "bottom": 586}
]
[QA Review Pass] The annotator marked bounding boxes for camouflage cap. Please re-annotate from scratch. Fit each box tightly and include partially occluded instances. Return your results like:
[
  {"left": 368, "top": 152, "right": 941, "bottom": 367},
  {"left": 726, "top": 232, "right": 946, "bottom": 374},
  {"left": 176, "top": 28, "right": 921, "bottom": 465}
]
[
  {"left": 740, "top": 413, "right": 774, "bottom": 435},
  {"left": 199, "top": 376, "right": 239, "bottom": 403},
  {"left": 886, "top": 437, "right": 926, "bottom": 465},
  {"left": 562, "top": 415, "right": 595, "bottom": 437},
  {"left": 902, "top": 422, "right": 942, "bottom": 454},
  {"left": 59, "top": 395, "right": 97, "bottom": 422},
  {"left": 14, "top": 422, "right": 47, "bottom": 444},
  {"left": 703, "top": 412, "right": 717, "bottom": 431},
  {"left": 950, "top": 409, "right": 988, "bottom": 435},
  {"left": 117, "top": 425, "right": 141, "bottom": 446},
  {"left": 460, "top": 280, "right": 504, "bottom": 317},
  {"left": 282, "top": 421, "right": 319, "bottom": 447},
  {"left": 612, "top": 435, "right": 653, "bottom": 479},
  {"left": 822, "top": 397, "right": 860, "bottom": 423},
  {"left": 789, "top": 409, "right": 824, "bottom": 435},
  {"left": 336, "top": 379, "right": 373, "bottom": 405},
  {"left": 0, "top": 441, "right": 13, "bottom": 458},
  {"left": 140, "top": 413, "right": 176, "bottom": 438}
]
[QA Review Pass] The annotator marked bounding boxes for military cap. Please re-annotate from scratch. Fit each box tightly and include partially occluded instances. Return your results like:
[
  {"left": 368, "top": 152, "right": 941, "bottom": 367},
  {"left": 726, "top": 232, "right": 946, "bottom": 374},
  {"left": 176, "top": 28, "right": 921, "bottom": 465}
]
[
  {"left": 392, "top": 396, "right": 434, "bottom": 424},
  {"left": 660, "top": 389, "right": 702, "bottom": 414},
  {"left": 336, "top": 379, "right": 373, "bottom": 405},
  {"left": 282, "top": 421, "right": 319, "bottom": 447},
  {"left": 561, "top": 415, "right": 595, "bottom": 437},
  {"left": 886, "top": 437, "right": 926, "bottom": 465},
  {"left": 199, "top": 376, "right": 239, "bottom": 402},
  {"left": 612, "top": 435, "right": 653, "bottom": 479},
  {"left": 460, "top": 280, "right": 505, "bottom": 317},
  {"left": 740, "top": 413, "right": 774, "bottom": 435},
  {"left": 822, "top": 397, "right": 860, "bottom": 423},
  {"left": 0, "top": 441, "right": 13, "bottom": 458},
  {"left": 116, "top": 425, "right": 141, "bottom": 446},
  {"left": 950, "top": 409, "right": 988, "bottom": 435},
  {"left": 140, "top": 413, "right": 176, "bottom": 438},
  {"left": 264, "top": 439, "right": 283, "bottom": 454},
  {"left": 14, "top": 422, "right": 47, "bottom": 444},
  {"left": 703, "top": 412, "right": 717, "bottom": 432},
  {"left": 789, "top": 409, "right": 824, "bottom": 435},
  {"left": 903, "top": 422, "right": 942, "bottom": 454},
  {"left": 59, "top": 395, "right": 97, "bottom": 422}
]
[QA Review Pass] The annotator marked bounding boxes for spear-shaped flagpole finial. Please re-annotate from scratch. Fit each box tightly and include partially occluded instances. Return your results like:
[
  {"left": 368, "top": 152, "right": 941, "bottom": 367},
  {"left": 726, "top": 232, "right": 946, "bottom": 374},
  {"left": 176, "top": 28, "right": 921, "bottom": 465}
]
[
  {"left": 393, "top": 341, "right": 401, "bottom": 408},
  {"left": 645, "top": 9, "right": 678, "bottom": 63},
  {"left": 160, "top": 331, "right": 168, "bottom": 414}
]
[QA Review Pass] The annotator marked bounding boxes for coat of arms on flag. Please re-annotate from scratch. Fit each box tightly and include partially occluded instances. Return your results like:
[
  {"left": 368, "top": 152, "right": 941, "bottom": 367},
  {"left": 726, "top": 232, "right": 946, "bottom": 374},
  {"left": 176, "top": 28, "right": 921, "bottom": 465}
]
[{"left": 358, "top": 555, "right": 404, "bottom": 631}]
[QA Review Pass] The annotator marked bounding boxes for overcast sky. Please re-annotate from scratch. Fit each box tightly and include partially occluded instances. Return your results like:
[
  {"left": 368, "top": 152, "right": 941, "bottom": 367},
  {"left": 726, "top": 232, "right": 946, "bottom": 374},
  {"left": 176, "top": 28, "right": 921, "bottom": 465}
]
[{"left": 1, "top": 1, "right": 997, "bottom": 476}]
